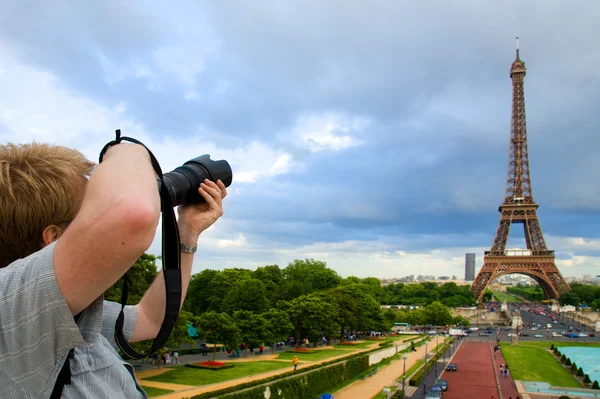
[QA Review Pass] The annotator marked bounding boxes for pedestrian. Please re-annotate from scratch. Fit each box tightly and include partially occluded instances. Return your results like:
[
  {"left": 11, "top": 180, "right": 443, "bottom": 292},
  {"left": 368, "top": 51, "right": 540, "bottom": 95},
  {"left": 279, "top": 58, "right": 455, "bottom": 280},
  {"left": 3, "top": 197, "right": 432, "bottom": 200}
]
[
  {"left": 173, "top": 351, "right": 180, "bottom": 365},
  {"left": 505, "top": 367, "right": 509, "bottom": 379},
  {"left": 499, "top": 364, "right": 504, "bottom": 376},
  {"left": 292, "top": 356, "right": 299, "bottom": 371}
]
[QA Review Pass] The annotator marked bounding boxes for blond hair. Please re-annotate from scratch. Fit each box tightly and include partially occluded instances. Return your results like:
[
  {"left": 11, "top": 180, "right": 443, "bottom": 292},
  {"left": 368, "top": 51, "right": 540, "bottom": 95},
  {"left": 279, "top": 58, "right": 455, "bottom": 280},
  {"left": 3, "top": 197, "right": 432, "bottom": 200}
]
[{"left": 0, "top": 142, "right": 95, "bottom": 267}]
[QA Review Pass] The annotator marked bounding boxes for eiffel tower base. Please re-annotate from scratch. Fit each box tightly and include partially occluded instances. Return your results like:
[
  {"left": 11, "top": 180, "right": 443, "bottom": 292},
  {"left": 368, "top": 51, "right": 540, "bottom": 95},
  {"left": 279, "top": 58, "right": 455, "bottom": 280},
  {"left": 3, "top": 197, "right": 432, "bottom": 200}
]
[{"left": 470, "top": 253, "right": 570, "bottom": 302}]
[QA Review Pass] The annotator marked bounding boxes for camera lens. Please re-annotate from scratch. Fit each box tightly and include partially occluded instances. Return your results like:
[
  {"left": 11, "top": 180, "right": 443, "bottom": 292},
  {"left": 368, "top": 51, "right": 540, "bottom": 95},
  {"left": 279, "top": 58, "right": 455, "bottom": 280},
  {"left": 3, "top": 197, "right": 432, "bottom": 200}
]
[{"left": 160, "top": 155, "right": 232, "bottom": 207}]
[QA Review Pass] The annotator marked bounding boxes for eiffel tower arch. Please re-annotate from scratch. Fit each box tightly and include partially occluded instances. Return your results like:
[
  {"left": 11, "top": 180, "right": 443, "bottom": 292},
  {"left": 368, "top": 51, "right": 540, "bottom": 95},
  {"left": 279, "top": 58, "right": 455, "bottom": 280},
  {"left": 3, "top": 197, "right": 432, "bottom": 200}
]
[{"left": 470, "top": 39, "right": 570, "bottom": 302}]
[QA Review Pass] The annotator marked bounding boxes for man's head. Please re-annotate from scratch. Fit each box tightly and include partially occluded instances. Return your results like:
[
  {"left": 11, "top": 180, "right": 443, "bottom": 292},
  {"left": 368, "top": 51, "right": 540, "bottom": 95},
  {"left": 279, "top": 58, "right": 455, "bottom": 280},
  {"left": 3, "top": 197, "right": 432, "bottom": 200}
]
[{"left": 0, "top": 142, "right": 95, "bottom": 267}]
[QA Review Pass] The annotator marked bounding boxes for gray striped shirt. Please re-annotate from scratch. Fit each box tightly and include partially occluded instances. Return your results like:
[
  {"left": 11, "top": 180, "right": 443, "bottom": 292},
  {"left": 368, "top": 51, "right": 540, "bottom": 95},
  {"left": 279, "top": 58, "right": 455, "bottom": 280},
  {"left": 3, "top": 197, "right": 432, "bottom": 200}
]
[{"left": 0, "top": 241, "right": 148, "bottom": 398}]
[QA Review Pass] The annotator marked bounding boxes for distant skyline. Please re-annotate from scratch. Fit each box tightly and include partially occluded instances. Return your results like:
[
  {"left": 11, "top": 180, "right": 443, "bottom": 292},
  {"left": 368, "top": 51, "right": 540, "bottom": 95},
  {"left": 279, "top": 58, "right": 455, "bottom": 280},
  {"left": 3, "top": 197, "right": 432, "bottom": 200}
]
[{"left": 1, "top": 1, "right": 599, "bottom": 278}]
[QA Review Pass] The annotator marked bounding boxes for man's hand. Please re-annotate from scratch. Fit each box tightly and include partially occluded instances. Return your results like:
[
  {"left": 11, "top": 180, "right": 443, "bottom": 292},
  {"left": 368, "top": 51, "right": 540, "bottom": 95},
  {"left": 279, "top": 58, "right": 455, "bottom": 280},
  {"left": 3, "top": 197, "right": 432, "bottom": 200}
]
[{"left": 177, "top": 179, "right": 227, "bottom": 243}]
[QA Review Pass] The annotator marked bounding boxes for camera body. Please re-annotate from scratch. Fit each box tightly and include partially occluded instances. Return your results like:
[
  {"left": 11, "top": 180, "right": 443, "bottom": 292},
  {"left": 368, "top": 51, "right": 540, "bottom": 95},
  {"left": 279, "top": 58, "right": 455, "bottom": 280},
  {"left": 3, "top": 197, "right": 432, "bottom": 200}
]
[{"left": 160, "top": 155, "right": 232, "bottom": 207}]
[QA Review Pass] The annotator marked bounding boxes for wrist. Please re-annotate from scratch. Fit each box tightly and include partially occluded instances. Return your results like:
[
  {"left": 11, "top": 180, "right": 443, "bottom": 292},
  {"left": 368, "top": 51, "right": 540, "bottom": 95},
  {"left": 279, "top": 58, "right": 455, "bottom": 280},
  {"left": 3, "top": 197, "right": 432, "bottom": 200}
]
[{"left": 178, "top": 229, "right": 200, "bottom": 247}]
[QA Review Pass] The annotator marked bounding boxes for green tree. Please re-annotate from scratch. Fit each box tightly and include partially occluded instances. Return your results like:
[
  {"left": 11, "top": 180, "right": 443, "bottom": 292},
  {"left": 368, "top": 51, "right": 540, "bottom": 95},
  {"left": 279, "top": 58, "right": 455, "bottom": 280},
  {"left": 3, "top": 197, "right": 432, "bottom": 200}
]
[
  {"left": 560, "top": 291, "right": 581, "bottom": 307},
  {"left": 281, "top": 293, "right": 340, "bottom": 346},
  {"left": 196, "top": 311, "right": 241, "bottom": 362},
  {"left": 223, "top": 278, "right": 269, "bottom": 314},
  {"left": 105, "top": 253, "right": 158, "bottom": 304},
  {"left": 283, "top": 259, "right": 342, "bottom": 292},
  {"left": 452, "top": 315, "right": 471, "bottom": 327},
  {"left": 166, "top": 310, "right": 196, "bottom": 349},
  {"left": 183, "top": 269, "right": 219, "bottom": 314},
  {"left": 232, "top": 310, "right": 268, "bottom": 356},
  {"left": 424, "top": 301, "right": 453, "bottom": 326},
  {"left": 251, "top": 265, "right": 283, "bottom": 305},
  {"left": 262, "top": 309, "right": 294, "bottom": 353}
]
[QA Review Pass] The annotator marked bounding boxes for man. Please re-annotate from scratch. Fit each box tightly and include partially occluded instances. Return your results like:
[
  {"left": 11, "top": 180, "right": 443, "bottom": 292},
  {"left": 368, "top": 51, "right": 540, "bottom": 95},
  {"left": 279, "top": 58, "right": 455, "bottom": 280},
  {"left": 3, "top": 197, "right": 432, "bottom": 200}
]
[
  {"left": 0, "top": 142, "right": 227, "bottom": 398},
  {"left": 292, "top": 356, "right": 299, "bottom": 371}
]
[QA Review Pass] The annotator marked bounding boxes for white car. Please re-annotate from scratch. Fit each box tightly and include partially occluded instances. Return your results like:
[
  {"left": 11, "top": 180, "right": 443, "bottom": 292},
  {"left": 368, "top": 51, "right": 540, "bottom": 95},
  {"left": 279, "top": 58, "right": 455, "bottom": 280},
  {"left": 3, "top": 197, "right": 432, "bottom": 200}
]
[{"left": 552, "top": 332, "right": 562, "bottom": 337}]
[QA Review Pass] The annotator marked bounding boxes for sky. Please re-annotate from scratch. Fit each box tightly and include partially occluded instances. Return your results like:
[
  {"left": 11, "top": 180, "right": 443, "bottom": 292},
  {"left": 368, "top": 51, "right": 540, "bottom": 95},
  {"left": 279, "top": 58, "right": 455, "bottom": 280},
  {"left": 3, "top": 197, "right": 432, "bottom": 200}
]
[{"left": 1, "top": 1, "right": 599, "bottom": 279}]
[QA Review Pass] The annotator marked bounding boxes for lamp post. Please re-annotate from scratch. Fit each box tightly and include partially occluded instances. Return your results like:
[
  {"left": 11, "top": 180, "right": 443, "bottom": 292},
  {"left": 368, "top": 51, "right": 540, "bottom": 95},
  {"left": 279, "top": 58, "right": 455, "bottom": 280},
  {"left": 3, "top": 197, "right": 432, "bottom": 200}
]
[
  {"left": 423, "top": 341, "right": 428, "bottom": 395},
  {"left": 402, "top": 355, "right": 408, "bottom": 399}
]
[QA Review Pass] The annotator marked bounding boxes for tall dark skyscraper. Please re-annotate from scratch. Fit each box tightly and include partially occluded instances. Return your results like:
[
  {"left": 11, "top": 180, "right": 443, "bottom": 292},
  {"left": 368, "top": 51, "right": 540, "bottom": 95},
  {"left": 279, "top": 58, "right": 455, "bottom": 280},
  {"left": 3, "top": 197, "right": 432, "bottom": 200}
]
[{"left": 465, "top": 253, "right": 476, "bottom": 281}]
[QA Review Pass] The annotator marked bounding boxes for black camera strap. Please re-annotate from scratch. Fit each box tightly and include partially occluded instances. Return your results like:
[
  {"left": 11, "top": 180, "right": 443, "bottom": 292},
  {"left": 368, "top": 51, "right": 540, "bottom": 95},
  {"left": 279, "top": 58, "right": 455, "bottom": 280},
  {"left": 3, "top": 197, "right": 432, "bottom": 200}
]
[{"left": 99, "top": 129, "right": 182, "bottom": 359}]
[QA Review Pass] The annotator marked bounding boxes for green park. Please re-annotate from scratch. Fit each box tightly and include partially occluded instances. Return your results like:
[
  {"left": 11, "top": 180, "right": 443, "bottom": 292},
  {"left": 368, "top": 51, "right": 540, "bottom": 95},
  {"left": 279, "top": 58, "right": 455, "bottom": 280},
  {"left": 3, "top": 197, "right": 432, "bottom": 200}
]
[{"left": 107, "top": 255, "right": 600, "bottom": 398}]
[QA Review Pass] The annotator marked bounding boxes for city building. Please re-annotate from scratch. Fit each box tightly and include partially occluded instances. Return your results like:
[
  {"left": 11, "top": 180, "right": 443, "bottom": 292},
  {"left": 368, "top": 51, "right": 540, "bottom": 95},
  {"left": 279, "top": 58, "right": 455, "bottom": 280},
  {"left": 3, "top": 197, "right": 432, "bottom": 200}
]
[{"left": 465, "top": 253, "right": 476, "bottom": 281}]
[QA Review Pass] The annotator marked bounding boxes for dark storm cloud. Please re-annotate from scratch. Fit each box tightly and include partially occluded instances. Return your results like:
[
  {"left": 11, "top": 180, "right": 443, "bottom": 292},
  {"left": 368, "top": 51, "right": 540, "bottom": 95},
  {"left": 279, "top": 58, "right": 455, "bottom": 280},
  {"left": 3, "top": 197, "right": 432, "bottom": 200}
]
[{"left": 1, "top": 0, "right": 599, "bottom": 262}]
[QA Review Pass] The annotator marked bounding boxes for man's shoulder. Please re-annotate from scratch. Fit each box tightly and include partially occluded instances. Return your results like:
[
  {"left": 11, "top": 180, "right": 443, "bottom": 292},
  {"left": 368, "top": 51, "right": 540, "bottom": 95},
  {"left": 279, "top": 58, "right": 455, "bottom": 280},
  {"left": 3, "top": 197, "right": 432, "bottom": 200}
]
[{"left": 0, "top": 242, "right": 57, "bottom": 298}]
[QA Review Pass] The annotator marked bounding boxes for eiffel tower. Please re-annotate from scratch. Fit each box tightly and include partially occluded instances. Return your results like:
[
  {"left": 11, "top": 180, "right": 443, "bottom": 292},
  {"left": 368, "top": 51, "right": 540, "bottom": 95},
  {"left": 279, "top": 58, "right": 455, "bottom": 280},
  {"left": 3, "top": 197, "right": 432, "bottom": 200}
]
[{"left": 470, "top": 39, "right": 570, "bottom": 302}]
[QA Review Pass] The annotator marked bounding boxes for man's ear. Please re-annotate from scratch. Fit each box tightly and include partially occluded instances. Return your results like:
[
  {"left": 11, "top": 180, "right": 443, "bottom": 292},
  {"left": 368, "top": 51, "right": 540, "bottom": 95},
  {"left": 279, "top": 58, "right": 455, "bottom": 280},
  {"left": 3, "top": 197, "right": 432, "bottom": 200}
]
[{"left": 41, "top": 225, "right": 63, "bottom": 247}]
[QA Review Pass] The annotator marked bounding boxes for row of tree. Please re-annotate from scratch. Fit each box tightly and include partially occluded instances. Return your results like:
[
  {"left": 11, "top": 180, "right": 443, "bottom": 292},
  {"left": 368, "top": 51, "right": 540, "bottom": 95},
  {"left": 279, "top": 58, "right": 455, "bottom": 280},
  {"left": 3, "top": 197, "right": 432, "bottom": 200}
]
[
  {"left": 507, "top": 283, "right": 600, "bottom": 309},
  {"left": 105, "top": 256, "right": 473, "bottom": 350}
]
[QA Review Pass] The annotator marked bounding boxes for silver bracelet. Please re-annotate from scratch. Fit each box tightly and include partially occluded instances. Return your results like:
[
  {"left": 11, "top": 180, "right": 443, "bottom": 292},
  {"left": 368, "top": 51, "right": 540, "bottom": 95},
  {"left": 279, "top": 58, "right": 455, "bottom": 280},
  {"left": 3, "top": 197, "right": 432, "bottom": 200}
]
[{"left": 180, "top": 243, "right": 197, "bottom": 253}]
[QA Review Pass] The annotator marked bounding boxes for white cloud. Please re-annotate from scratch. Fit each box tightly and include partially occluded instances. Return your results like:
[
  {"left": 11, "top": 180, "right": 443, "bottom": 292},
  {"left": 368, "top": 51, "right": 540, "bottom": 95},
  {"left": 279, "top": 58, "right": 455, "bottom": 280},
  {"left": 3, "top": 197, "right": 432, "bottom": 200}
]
[
  {"left": 290, "top": 112, "right": 370, "bottom": 152},
  {"left": 218, "top": 233, "right": 247, "bottom": 248}
]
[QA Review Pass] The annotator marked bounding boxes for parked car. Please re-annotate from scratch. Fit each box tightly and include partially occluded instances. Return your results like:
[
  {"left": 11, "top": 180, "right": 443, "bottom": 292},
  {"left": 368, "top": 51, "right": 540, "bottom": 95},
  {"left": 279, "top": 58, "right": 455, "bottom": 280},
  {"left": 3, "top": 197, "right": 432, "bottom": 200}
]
[
  {"left": 434, "top": 379, "right": 448, "bottom": 391},
  {"left": 425, "top": 386, "right": 443, "bottom": 399},
  {"left": 479, "top": 332, "right": 489, "bottom": 336},
  {"left": 534, "top": 334, "right": 544, "bottom": 339},
  {"left": 446, "top": 363, "right": 457, "bottom": 372},
  {"left": 552, "top": 332, "right": 562, "bottom": 337}
]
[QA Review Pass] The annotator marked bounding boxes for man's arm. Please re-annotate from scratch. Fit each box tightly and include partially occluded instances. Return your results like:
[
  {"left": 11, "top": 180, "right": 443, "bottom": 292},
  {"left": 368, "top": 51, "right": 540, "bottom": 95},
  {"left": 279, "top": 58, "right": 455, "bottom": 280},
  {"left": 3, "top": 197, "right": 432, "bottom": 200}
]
[
  {"left": 54, "top": 144, "right": 161, "bottom": 315},
  {"left": 131, "top": 179, "right": 226, "bottom": 341}
]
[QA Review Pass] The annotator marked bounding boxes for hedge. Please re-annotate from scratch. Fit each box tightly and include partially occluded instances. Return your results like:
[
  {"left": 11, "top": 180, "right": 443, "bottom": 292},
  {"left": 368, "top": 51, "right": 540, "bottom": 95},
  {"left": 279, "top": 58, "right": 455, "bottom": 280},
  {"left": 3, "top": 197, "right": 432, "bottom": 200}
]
[
  {"left": 566, "top": 358, "right": 572, "bottom": 366},
  {"left": 592, "top": 380, "right": 599, "bottom": 390},
  {"left": 211, "top": 356, "right": 370, "bottom": 399},
  {"left": 577, "top": 367, "right": 584, "bottom": 377},
  {"left": 584, "top": 374, "right": 591, "bottom": 384}
]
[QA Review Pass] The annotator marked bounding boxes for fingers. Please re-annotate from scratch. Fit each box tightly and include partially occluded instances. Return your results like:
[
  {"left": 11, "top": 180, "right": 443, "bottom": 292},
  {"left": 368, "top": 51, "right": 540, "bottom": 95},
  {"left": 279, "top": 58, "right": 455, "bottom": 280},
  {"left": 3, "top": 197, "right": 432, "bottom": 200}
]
[{"left": 198, "top": 179, "right": 225, "bottom": 214}]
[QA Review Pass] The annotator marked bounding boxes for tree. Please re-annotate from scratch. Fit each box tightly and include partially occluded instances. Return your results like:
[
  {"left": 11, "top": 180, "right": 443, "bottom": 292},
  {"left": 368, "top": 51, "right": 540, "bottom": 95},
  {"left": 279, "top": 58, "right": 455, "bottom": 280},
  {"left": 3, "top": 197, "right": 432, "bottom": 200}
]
[
  {"left": 452, "top": 315, "right": 471, "bottom": 327},
  {"left": 223, "top": 279, "right": 269, "bottom": 314},
  {"left": 196, "top": 311, "right": 240, "bottom": 362},
  {"left": 105, "top": 253, "right": 158, "bottom": 304},
  {"left": 281, "top": 293, "right": 340, "bottom": 346},
  {"left": 262, "top": 309, "right": 294, "bottom": 353},
  {"left": 251, "top": 265, "right": 283, "bottom": 305},
  {"left": 232, "top": 311, "right": 268, "bottom": 356},
  {"left": 166, "top": 310, "right": 196, "bottom": 349},
  {"left": 560, "top": 291, "right": 581, "bottom": 307},
  {"left": 424, "top": 302, "right": 453, "bottom": 326},
  {"left": 283, "top": 259, "right": 342, "bottom": 292},
  {"left": 183, "top": 269, "right": 219, "bottom": 314}
]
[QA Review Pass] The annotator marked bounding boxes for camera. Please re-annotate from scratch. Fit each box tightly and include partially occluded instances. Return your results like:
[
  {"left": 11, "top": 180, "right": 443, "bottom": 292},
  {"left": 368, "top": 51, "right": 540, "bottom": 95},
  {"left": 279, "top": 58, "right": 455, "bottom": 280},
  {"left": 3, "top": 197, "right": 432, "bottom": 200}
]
[{"left": 160, "top": 155, "right": 232, "bottom": 206}]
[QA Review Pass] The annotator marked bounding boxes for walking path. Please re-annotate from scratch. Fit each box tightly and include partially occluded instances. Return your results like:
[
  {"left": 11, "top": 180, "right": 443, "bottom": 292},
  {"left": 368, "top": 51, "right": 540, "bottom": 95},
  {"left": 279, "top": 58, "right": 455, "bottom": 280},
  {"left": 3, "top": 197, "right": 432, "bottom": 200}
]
[
  {"left": 333, "top": 341, "right": 433, "bottom": 399},
  {"left": 137, "top": 339, "right": 413, "bottom": 398}
]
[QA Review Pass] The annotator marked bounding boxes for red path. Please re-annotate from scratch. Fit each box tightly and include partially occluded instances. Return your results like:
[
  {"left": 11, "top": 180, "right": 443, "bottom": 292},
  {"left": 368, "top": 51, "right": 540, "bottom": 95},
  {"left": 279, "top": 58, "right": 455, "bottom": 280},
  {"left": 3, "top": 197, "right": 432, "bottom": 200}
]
[{"left": 437, "top": 341, "right": 519, "bottom": 399}]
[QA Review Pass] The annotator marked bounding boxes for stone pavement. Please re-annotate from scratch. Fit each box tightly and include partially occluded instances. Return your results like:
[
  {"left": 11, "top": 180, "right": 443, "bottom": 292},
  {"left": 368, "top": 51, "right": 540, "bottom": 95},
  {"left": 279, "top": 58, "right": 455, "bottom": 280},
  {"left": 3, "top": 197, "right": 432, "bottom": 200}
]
[{"left": 136, "top": 339, "right": 410, "bottom": 398}]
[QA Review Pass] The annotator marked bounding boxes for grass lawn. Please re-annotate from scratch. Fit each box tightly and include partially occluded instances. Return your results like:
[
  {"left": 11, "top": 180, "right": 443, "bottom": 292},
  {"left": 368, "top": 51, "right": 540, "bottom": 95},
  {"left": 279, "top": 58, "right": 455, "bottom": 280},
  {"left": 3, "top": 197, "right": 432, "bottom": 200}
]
[
  {"left": 492, "top": 291, "right": 523, "bottom": 303},
  {"left": 334, "top": 341, "right": 377, "bottom": 349},
  {"left": 142, "top": 386, "right": 174, "bottom": 397},
  {"left": 277, "top": 349, "right": 352, "bottom": 361},
  {"left": 501, "top": 345, "right": 580, "bottom": 387},
  {"left": 143, "top": 361, "right": 290, "bottom": 386},
  {"left": 513, "top": 341, "right": 600, "bottom": 350}
]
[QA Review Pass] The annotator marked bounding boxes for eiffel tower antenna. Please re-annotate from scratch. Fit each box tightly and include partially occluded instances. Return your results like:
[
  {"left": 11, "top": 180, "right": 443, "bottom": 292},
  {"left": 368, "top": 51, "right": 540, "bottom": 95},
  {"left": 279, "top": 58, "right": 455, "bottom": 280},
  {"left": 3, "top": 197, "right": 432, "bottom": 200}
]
[{"left": 470, "top": 41, "right": 570, "bottom": 302}]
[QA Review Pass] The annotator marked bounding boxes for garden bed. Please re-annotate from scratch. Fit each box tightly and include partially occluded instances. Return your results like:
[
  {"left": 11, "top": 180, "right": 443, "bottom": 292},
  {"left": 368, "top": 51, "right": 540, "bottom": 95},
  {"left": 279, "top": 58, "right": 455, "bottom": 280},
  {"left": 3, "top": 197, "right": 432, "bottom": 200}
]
[
  {"left": 185, "top": 361, "right": 235, "bottom": 370},
  {"left": 289, "top": 348, "right": 318, "bottom": 354}
]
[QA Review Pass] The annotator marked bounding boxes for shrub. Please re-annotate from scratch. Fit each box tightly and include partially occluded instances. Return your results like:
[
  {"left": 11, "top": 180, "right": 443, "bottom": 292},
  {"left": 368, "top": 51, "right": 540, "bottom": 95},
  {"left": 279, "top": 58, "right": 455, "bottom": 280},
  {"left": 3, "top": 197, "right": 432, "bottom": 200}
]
[
  {"left": 566, "top": 357, "right": 572, "bottom": 366},
  {"left": 577, "top": 367, "right": 584, "bottom": 377},
  {"left": 551, "top": 344, "right": 555, "bottom": 350},
  {"left": 570, "top": 363, "right": 577, "bottom": 373},
  {"left": 584, "top": 374, "right": 591, "bottom": 384},
  {"left": 558, "top": 396, "right": 571, "bottom": 399},
  {"left": 591, "top": 380, "right": 599, "bottom": 390},
  {"left": 561, "top": 354, "right": 567, "bottom": 363},
  {"left": 378, "top": 342, "right": 394, "bottom": 348}
]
